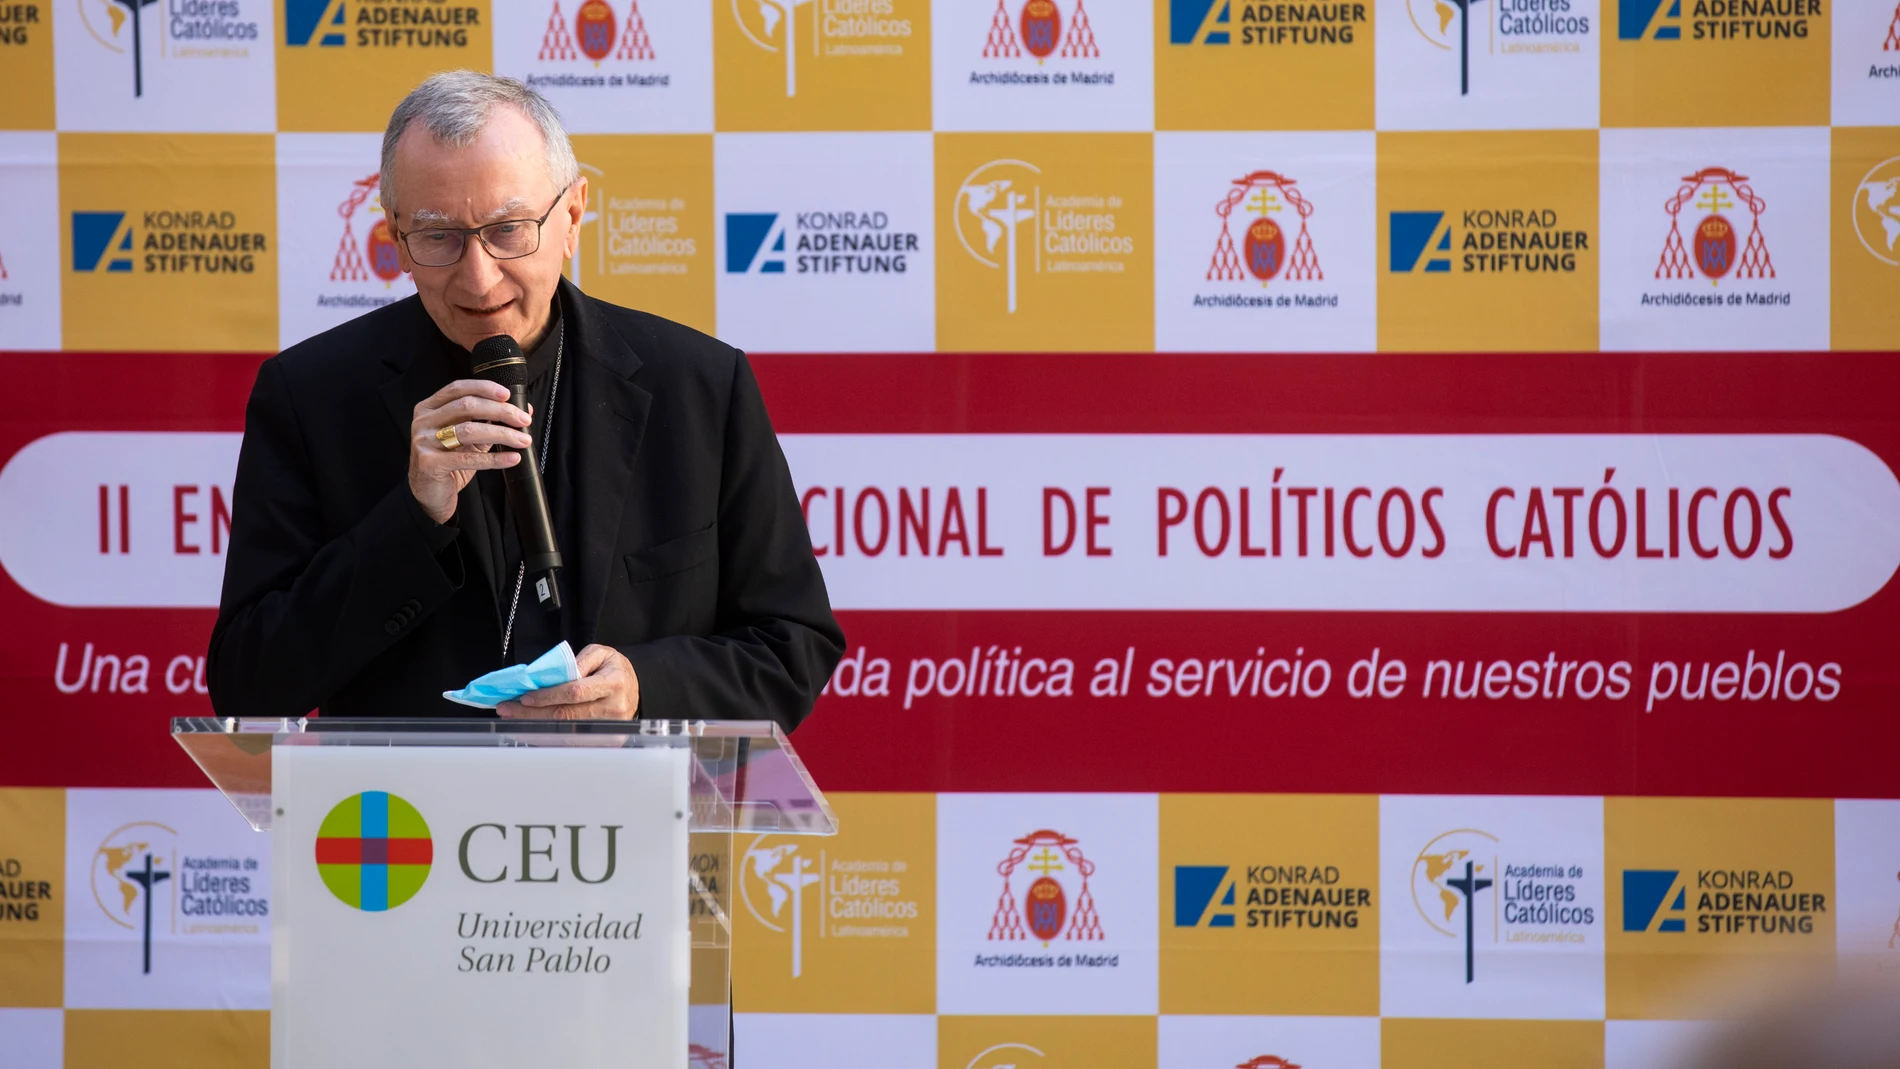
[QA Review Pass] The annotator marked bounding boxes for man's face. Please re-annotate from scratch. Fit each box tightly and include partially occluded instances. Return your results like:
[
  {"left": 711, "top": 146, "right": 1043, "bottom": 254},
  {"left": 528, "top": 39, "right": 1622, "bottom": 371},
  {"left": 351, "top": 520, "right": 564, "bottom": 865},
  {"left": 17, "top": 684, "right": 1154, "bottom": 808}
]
[{"left": 389, "top": 106, "right": 587, "bottom": 353}]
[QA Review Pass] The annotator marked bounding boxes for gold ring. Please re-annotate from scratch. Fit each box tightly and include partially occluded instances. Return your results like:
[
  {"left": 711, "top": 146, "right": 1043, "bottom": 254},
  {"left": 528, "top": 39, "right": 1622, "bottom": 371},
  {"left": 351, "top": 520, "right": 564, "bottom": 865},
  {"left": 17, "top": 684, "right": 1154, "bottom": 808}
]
[{"left": 434, "top": 424, "right": 462, "bottom": 450}]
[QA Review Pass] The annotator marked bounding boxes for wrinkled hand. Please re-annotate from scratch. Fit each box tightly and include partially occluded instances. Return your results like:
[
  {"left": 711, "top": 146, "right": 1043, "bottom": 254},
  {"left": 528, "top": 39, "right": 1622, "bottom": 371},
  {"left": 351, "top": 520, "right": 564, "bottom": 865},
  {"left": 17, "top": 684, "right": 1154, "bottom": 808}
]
[
  {"left": 409, "top": 379, "right": 533, "bottom": 524},
  {"left": 497, "top": 644, "right": 640, "bottom": 720}
]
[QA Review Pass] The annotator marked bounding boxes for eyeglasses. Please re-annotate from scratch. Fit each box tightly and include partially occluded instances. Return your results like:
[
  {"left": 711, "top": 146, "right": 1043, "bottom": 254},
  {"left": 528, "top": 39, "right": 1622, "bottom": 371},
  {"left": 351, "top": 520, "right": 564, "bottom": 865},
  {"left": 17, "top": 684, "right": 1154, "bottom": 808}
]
[{"left": 396, "top": 184, "right": 571, "bottom": 268}]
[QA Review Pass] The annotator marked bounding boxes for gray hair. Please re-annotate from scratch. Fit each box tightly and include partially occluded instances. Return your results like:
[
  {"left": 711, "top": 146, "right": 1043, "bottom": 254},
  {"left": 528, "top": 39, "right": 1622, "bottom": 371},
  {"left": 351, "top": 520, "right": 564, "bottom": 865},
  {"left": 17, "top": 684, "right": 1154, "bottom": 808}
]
[{"left": 379, "top": 70, "right": 579, "bottom": 218}]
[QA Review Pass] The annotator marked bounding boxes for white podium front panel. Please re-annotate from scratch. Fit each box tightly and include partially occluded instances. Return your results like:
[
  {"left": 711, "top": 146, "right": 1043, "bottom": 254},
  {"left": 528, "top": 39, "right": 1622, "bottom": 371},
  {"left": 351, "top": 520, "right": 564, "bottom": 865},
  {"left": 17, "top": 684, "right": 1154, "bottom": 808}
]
[{"left": 270, "top": 744, "right": 690, "bottom": 1069}]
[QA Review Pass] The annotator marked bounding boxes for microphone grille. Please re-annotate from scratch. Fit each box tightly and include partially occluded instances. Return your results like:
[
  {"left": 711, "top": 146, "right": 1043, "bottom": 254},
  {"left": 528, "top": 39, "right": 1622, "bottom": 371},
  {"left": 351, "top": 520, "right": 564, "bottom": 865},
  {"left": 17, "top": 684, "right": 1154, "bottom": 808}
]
[{"left": 470, "top": 335, "right": 529, "bottom": 387}]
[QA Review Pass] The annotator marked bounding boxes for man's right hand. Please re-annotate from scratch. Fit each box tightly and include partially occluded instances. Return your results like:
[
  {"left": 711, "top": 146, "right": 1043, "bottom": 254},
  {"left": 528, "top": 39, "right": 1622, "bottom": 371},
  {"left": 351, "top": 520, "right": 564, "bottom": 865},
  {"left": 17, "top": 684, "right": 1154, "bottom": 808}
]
[{"left": 409, "top": 379, "right": 533, "bottom": 524}]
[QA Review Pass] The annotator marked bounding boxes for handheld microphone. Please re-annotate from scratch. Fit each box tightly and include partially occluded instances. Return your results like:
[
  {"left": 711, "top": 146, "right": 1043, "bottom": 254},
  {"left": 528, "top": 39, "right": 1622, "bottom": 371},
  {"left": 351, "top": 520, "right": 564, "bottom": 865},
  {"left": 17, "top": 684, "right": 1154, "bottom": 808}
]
[{"left": 471, "top": 335, "right": 563, "bottom": 611}]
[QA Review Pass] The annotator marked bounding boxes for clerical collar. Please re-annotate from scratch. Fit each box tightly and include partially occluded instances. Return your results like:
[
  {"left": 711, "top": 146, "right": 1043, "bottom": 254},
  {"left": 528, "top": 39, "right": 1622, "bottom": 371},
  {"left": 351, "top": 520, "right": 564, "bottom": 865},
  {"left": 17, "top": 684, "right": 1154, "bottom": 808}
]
[{"left": 522, "top": 302, "right": 563, "bottom": 383}]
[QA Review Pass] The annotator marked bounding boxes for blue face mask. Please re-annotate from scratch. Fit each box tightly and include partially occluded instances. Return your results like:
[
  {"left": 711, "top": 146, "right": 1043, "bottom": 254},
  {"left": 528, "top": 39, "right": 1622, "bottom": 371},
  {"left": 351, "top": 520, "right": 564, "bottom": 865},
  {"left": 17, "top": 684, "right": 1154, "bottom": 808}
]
[{"left": 443, "top": 641, "right": 580, "bottom": 709}]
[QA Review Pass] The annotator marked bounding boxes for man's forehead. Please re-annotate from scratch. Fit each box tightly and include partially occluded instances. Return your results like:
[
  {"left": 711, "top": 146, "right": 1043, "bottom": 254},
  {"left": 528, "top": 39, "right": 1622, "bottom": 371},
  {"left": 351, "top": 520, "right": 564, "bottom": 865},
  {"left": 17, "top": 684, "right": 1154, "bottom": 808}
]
[{"left": 407, "top": 197, "right": 536, "bottom": 225}]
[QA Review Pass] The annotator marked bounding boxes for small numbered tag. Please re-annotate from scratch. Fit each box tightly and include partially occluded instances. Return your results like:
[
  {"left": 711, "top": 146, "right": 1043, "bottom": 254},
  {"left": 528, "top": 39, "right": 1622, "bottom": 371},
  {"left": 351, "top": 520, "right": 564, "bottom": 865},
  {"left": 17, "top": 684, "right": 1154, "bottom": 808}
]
[{"left": 535, "top": 577, "right": 552, "bottom": 603}]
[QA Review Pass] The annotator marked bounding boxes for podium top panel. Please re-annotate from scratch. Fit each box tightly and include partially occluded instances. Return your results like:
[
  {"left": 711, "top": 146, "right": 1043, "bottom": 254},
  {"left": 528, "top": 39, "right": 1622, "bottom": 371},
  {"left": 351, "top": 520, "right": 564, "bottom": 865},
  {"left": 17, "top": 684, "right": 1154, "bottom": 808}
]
[{"left": 171, "top": 718, "right": 835, "bottom": 836}]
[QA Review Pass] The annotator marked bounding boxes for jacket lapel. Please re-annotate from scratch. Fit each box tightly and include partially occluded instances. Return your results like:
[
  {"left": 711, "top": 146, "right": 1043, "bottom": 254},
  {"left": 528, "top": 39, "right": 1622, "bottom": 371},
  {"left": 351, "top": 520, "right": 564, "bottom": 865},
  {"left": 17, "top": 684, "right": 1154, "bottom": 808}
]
[{"left": 564, "top": 278, "right": 651, "bottom": 645}]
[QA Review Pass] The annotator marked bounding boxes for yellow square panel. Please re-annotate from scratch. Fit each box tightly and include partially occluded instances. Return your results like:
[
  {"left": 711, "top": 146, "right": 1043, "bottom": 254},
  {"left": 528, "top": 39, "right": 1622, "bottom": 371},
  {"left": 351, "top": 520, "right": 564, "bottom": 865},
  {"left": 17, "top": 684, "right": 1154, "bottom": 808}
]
[
  {"left": 1160, "top": 794, "right": 1379, "bottom": 1016},
  {"left": 1605, "top": 797, "right": 1835, "bottom": 1020},
  {"left": 936, "top": 132, "right": 1155, "bottom": 352},
  {"left": 1377, "top": 129, "right": 1599, "bottom": 352},
  {"left": 566, "top": 134, "right": 716, "bottom": 337},
  {"left": 59, "top": 134, "right": 277, "bottom": 351},
  {"left": 0, "top": 789, "right": 63, "bottom": 1009}
]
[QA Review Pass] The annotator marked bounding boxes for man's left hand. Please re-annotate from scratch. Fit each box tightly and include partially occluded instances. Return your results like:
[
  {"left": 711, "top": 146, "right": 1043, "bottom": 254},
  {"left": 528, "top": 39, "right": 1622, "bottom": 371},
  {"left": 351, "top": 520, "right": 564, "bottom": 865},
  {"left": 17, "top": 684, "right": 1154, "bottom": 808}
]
[{"left": 498, "top": 644, "right": 640, "bottom": 720}]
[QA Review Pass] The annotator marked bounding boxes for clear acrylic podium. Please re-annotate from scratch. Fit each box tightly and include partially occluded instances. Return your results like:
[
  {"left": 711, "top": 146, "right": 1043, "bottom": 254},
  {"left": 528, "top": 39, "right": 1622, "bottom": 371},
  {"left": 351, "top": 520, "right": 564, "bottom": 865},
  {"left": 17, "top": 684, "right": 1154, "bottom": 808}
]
[{"left": 173, "top": 717, "right": 835, "bottom": 1069}]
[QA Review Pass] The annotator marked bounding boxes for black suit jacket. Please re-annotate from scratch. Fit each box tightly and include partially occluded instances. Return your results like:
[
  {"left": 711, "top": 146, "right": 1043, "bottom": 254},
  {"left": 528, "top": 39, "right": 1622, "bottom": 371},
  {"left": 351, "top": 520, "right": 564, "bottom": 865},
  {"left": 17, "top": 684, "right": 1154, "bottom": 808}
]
[{"left": 208, "top": 280, "right": 843, "bottom": 729}]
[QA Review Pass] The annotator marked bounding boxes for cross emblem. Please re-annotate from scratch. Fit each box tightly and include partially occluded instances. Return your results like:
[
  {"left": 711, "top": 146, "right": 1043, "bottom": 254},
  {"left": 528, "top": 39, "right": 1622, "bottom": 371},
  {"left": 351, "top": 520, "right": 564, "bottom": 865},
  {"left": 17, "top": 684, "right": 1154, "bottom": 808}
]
[
  {"left": 1027, "top": 847, "right": 1065, "bottom": 877},
  {"left": 1696, "top": 187, "right": 1734, "bottom": 215},
  {"left": 1247, "top": 188, "right": 1282, "bottom": 217}
]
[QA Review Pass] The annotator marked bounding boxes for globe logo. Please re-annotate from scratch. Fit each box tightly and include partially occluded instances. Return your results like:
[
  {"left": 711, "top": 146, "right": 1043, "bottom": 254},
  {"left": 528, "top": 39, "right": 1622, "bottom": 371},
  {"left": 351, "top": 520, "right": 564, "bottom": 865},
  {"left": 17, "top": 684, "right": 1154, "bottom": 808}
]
[
  {"left": 315, "top": 791, "right": 434, "bottom": 912},
  {"left": 1853, "top": 156, "right": 1900, "bottom": 268},
  {"left": 954, "top": 159, "right": 1042, "bottom": 314}
]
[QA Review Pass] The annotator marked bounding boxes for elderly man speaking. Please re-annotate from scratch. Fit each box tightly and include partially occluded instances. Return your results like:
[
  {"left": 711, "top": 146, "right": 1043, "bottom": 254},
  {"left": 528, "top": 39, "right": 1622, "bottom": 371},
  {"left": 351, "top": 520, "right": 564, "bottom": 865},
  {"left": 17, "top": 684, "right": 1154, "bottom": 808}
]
[{"left": 208, "top": 71, "right": 842, "bottom": 726}]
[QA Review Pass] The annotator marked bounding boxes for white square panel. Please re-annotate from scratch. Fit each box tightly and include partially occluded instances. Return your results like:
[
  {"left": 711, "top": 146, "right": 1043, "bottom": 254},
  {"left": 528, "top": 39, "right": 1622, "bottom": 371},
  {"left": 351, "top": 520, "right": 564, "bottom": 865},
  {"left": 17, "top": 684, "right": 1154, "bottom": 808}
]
[
  {"left": 932, "top": 0, "right": 1156, "bottom": 132},
  {"left": 1604, "top": 1019, "right": 1725, "bottom": 1069},
  {"left": 735, "top": 1013, "right": 936, "bottom": 1069},
  {"left": 937, "top": 792, "right": 1158, "bottom": 1015},
  {"left": 1375, "top": 0, "right": 1600, "bottom": 129},
  {"left": 1380, "top": 794, "right": 1606, "bottom": 1019},
  {"left": 714, "top": 131, "right": 935, "bottom": 351},
  {"left": 1835, "top": 799, "right": 1900, "bottom": 971},
  {"left": 0, "top": 132, "right": 61, "bottom": 352},
  {"left": 54, "top": 0, "right": 274, "bottom": 132},
  {"left": 1831, "top": 0, "right": 1900, "bottom": 127},
  {"left": 493, "top": 0, "right": 714, "bottom": 133},
  {"left": 64, "top": 788, "right": 269, "bottom": 1010},
  {"left": 1159, "top": 1015, "right": 1380, "bottom": 1069},
  {"left": 1600, "top": 127, "right": 1830, "bottom": 352},
  {"left": 275, "top": 133, "right": 417, "bottom": 351},
  {"left": 1154, "top": 131, "right": 1377, "bottom": 352},
  {"left": 0, "top": 1009, "right": 62, "bottom": 1069}
]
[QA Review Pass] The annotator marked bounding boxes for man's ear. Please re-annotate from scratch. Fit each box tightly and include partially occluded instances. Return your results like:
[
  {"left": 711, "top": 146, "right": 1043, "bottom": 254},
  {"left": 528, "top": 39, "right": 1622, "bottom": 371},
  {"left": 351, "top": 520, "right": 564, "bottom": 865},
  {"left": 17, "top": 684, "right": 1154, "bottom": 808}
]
[{"left": 560, "top": 175, "right": 589, "bottom": 260}]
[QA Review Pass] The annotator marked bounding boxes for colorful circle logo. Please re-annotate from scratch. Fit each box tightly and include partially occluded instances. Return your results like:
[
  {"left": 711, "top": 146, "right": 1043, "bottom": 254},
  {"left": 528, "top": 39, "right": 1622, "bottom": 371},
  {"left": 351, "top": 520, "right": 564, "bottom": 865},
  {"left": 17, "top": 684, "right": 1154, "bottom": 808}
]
[{"left": 315, "top": 791, "right": 433, "bottom": 912}]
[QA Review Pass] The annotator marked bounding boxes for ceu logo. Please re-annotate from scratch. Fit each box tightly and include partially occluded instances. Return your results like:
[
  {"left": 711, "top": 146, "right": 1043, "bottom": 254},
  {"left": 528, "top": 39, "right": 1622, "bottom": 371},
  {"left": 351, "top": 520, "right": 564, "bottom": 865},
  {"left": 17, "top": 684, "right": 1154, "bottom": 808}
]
[
  {"left": 72, "top": 211, "right": 135, "bottom": 273},
  {"left": 982, "top": 0, "right": 1099, "bottom": 60},
  {"left": 315, "top": 791, "right": 434, "bottom": 912},
  {"left": 1410, "top": 828, "right": 1497, "bottom": 984},
  {"left": 1207, "top": 170, "right": 1322, "bottom": 286},
  {"left": 1175, "top": 865, "right": 1238, "bottom": 927},
  {"left": 77, "top": 0, "right": 160, "bottom": 96},
  {"left": 966, "top": 1043, "right": 1045, "bottom": 1069},
  {"left": 91, "top": 821, "right": 175, "bottom": 975},
  {"left": 1389, "top": 210, "right": 1454, "bottom": 273},
  {"left": 1852, "top": 156, "right": 1900, "bottom": 268},
  {"left": 332, "top": 174, "right": 404, "bottom": 285},
  {"left": 285, "top": 0, "right": 346, "bottom": 45},
  {"left": 739, "top": 836, "right": 820, "bottom": 977},
  {"left": 726, "top": 213, "right": 787, "bottom": 274},
  {"left": 955, "top": 158, "right": 1041, "bottom": 313},
  {"left": 1656, "top": 167, "right": 1774, "bottom": 285},
  {"left": 1406, "top": 0, "right": 1484, "bottom": 94},
  {"left": 688, "top": 1045, "right": 729, "bottom": 1069},
  {"left": 1239, "top": 1060, "right": 1303, "bottom": 1069},
  {"left": 538, "top": 0, "right": 654, "bottom": 64},
  {"left": 989, "top": 829, "right": 1103, "bottom": 945},
  {"left": 1622, "top": 869, "right": 1690, "bottom": 933}
]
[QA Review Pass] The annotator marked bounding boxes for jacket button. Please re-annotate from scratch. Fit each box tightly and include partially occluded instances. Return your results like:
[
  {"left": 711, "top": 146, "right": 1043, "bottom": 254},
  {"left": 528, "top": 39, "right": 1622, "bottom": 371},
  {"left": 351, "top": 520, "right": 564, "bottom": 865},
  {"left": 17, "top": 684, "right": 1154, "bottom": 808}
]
[
  {"left": 404, "top": 598, "right": 421, "bottom": 612},
  {"left": 384, "top": 620, "right": 401, "bottom": 635}
]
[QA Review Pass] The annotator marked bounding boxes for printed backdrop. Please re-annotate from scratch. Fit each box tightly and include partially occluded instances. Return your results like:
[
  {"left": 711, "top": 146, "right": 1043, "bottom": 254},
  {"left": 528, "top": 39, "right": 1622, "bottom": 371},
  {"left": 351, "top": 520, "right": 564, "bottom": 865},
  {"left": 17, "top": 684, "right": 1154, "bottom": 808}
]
[{"left": 2, "top": 0, "right": 1899, "bottom": 1066}]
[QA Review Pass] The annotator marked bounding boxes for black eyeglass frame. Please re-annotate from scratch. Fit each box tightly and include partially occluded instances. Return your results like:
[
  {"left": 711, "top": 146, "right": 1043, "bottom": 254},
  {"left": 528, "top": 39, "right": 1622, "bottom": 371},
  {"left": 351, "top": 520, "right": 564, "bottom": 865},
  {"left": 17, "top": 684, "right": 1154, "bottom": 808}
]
[{"left": 394, "top": 182, "right": 574, "bottom": 268}]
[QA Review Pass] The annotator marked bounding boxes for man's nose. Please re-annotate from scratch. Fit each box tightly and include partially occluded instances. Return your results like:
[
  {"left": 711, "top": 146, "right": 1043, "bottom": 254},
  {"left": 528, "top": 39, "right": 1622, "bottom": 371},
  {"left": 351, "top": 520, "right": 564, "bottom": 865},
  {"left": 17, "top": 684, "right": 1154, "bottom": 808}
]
[{"left": 455, "top": 235, "right": 506, "bottom": 293}]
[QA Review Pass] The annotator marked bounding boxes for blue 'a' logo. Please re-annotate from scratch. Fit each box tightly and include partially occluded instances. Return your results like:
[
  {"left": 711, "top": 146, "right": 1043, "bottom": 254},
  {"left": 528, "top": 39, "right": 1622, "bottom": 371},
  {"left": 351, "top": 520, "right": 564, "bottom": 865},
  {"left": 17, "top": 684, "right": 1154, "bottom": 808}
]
[
  {"left": 1174, "top": 865, "right": 1238, "bottom": 927},
  {"left": 1170, "top": 0, "right": 1231, "bottom": 43},
  {"left": 1389, "top": 211, "right": 1454, "bottom": 273},
  {"left": 725, "top": 213, "right": 787, "bottom": 274},
  {"left": 1622, "top": 869, "right": 1689, "bottom": 932},
  {"left": 1617, "top": 0, "right": 1683, "bottom": 38},
  {"left": 72, "top": 212, "right": 135, "bottom": 273},
  {"left": 286, "top": 0, "right": 347, "bottom": 46}
]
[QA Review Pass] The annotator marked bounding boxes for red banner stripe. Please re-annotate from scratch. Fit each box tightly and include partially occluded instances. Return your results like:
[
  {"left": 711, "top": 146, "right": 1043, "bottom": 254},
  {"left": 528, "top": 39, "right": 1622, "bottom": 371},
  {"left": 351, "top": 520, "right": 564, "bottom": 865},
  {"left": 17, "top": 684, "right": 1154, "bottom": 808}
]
[{"left": 314, "top": 837, "right": 435, "bottom": 865}]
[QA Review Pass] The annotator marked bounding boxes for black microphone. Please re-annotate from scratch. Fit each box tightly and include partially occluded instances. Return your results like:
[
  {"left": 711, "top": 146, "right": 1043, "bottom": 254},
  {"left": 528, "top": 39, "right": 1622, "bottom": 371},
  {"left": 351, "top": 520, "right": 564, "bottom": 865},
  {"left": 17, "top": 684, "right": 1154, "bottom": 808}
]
[{"left": 471, "top": 335, "right": 562, "bottom": 611}]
